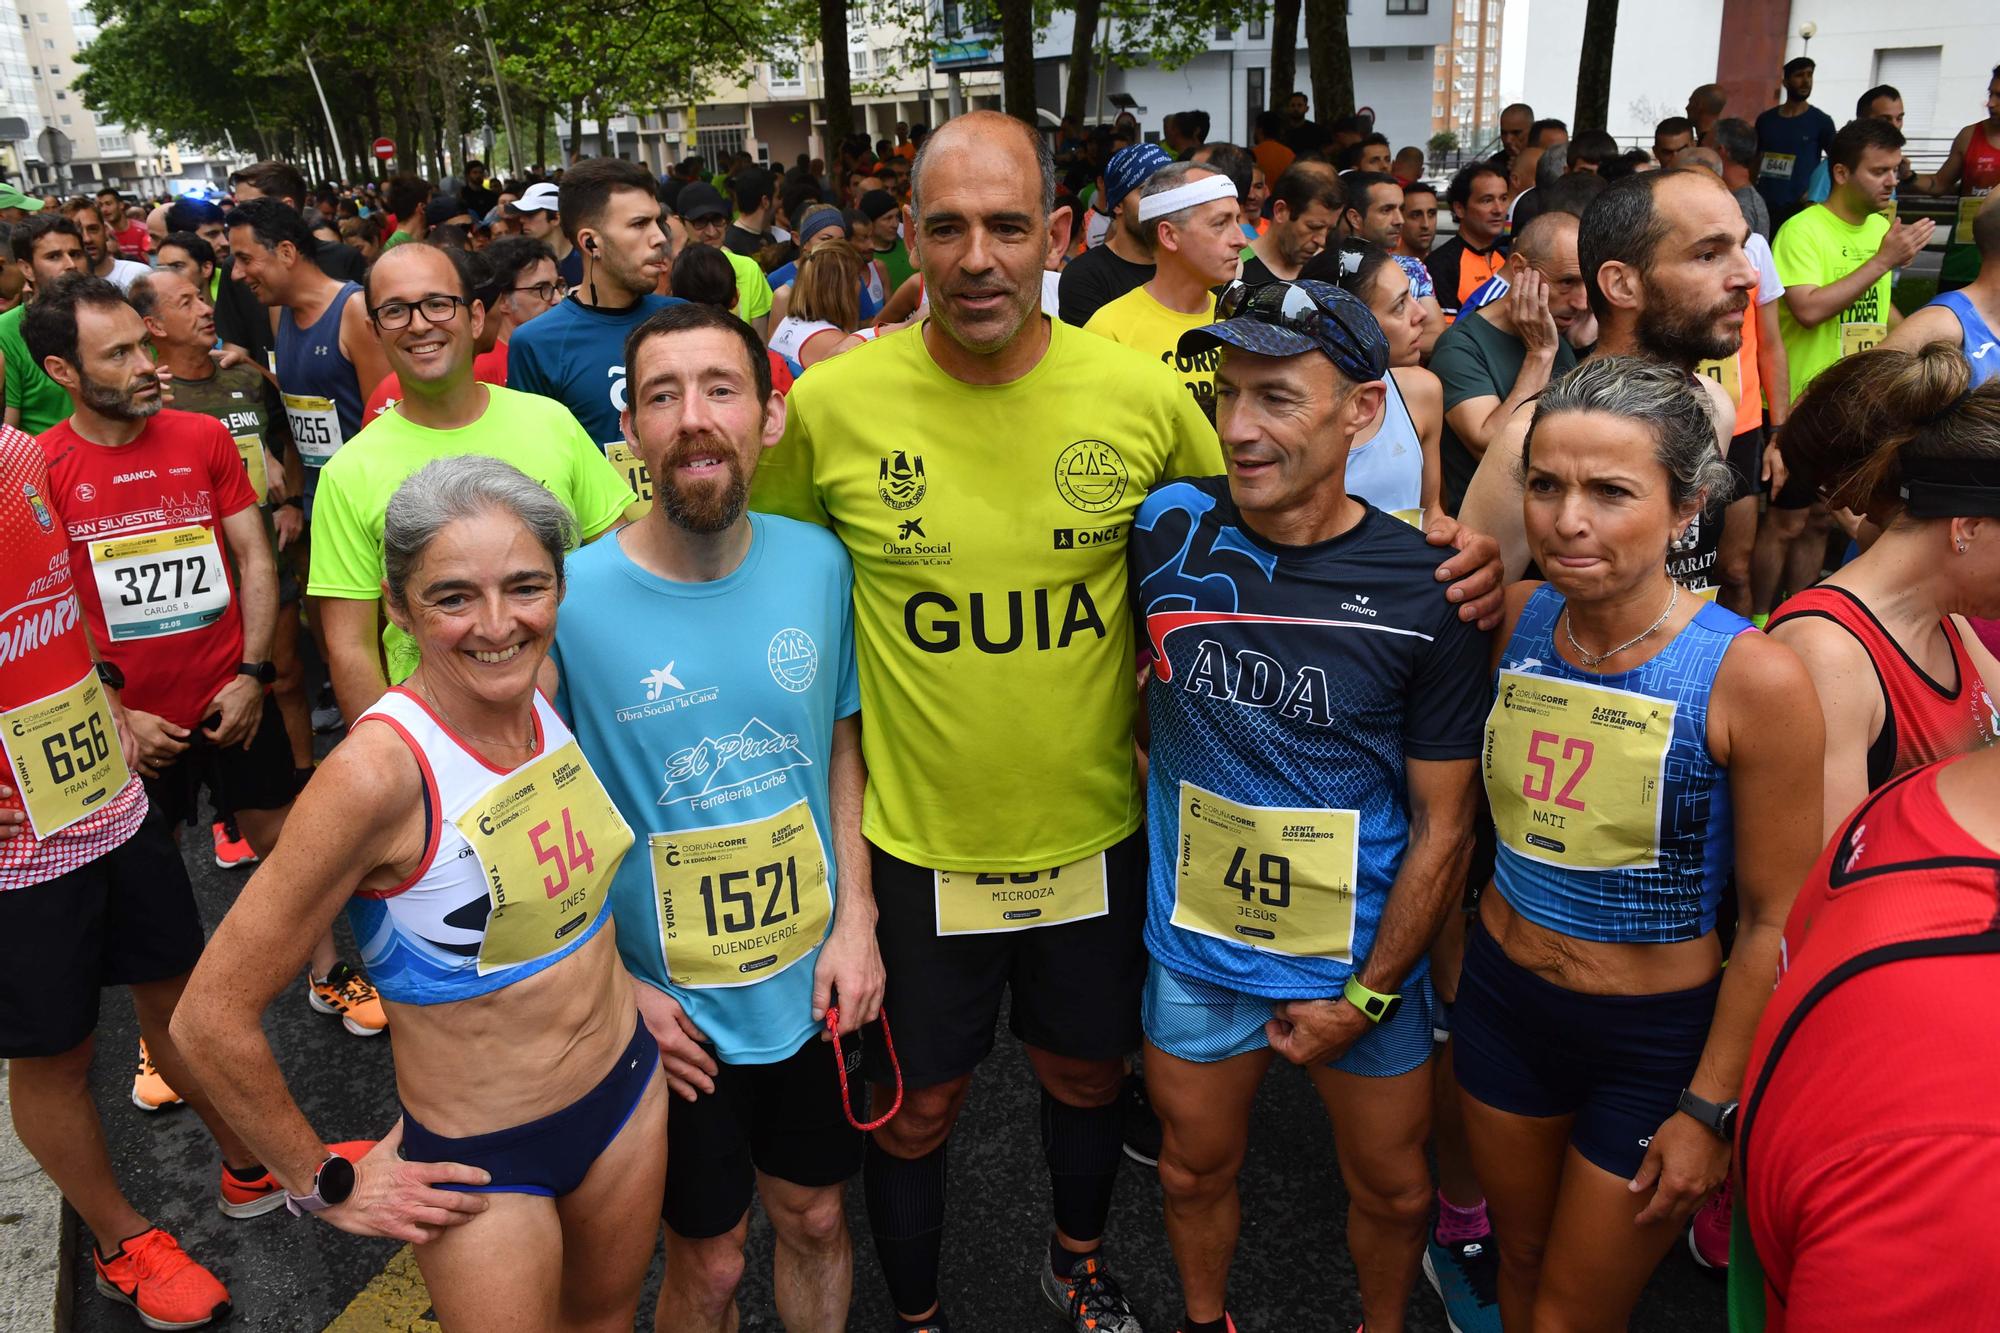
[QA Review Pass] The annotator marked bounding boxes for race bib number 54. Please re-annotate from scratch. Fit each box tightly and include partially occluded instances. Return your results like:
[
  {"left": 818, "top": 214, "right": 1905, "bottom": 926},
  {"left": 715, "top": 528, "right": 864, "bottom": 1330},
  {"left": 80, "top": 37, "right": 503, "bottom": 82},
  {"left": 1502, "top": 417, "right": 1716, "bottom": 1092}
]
[
  {"left": 1172, "top": 782, "right": 1358, "bottom": 960},
  {"left": 1484, "top": 671, "right": 1675, "bottom": 870}
]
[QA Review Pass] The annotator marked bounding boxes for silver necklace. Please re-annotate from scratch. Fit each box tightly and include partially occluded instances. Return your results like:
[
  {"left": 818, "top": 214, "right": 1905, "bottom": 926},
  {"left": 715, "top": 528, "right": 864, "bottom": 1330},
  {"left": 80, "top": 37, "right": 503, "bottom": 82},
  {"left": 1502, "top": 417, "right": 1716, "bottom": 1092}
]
[{"left": 1563, "top": 583, "right": 1679, "bottom": 669}]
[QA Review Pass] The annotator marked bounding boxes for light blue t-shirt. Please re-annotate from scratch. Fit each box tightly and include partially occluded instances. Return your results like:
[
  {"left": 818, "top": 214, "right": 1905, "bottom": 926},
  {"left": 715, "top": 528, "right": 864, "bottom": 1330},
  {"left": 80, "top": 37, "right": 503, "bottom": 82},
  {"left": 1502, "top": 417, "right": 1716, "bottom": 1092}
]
[
  {"left": 507, "top": 293, "right": 684, "bottom": 448},
  {"left": 551, "top": 512, "right": 861, "bottom": 1063}
]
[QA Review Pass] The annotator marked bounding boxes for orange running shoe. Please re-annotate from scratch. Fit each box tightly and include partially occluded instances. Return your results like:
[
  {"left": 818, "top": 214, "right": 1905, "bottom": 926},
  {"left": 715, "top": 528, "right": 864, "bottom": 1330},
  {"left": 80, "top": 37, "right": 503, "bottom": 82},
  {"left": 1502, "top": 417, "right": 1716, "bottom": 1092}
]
[
  {"left": 210, "top": 821, "right": 257, "bottom": 869},
  {"left": 307, "top": 963, "right": 388, "bottom": 1036},
  {"left": 93, "top": 1227, "right": 230, "bottom": 1330},
  {"left": 218, "top": 1140, "right": 376, "bottom": 1219},
  {"left": 130, "top": 1040, "right": 182, "bottom": 1112}
]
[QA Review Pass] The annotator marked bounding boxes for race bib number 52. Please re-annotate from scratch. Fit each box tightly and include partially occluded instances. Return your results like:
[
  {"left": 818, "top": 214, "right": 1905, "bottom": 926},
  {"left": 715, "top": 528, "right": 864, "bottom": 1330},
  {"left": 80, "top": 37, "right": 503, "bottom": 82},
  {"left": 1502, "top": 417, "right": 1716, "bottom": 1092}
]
[{"left": 1484, "top": 671, "right": 1675, "bottom": 870}]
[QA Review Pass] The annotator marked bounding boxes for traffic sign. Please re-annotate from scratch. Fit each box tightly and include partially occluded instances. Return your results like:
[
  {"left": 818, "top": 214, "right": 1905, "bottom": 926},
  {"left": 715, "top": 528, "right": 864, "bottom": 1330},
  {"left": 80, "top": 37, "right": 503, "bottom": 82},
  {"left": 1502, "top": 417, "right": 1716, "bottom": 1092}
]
[{"left": 372, "top": 137, "right": 395, "bottom": 162}]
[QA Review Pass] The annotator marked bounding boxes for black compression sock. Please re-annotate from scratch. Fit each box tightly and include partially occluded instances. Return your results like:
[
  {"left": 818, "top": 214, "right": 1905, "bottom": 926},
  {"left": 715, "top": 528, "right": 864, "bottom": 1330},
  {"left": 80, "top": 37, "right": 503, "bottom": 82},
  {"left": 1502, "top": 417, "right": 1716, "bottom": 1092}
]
[
  {"left": 1183, "top": 1316, "right": 1230, "bottom": 1333},
  {"left": 865, "top": 1135, "right": 949, "bottom": 1320},
  {"left": 1040, "top": 1087, "right": 1124, "bottom": 1244},
  {"left": 223, "top": 1161, "right": 268, "bottom": 1184}
]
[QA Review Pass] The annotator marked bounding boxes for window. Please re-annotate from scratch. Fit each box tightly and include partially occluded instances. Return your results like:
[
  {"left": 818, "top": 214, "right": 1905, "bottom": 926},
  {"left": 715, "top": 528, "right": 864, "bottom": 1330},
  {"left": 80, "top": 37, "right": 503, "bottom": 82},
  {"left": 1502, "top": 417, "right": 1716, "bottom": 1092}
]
[
  {"left": 1215, "top": 20, "right": 1233, "bottom": 39},
  {"left": 54, "top": 88, "right": 63, "bottom": 99},
  {"left": 47, "top": 64, "right": 56, "bottom": 73},
  {"left": 1873, "top": 46, "right": 1941, "bottom": 134},
  {"left": 849, "top": 47, "right": 868, "bottom": 74},
  {"left": 1369, "top": 48, "right": 1386, "bottom": 62},
  {"left": 1247, "top": 67, "right": 1264, "bottom": 128},
  {"left": 58, "top": 113, "right": 68, "bottom": 124},
  {"left": 1434, "top": 78, "right": 1445, "bottom": 91},
  {"left": 1435, "top": 48, "right": 1446, "bottom": 64},
  {"left": 1409, "top": 45, "right": 1426, "bottom": 59},
  {"left": 1249, "top": 9, "right": 1265, "bottom": 39},
  {"left": 1388, "top": 0, "right": 1428, "bottom": 11},
  {"left": 42, "top": 38, "right": 52, "bottom": 48}
]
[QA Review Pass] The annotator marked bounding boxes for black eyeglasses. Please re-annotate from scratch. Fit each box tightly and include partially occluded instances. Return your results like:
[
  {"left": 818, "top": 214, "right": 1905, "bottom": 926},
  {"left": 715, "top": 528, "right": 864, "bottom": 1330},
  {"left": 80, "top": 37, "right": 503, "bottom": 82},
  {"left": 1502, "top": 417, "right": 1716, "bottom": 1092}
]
[
  {"left": 508, "top": 281, "right": 566, "bottom": 304},
  {"left": 369, "top": 294, "right": 470, "bottom": 330}
]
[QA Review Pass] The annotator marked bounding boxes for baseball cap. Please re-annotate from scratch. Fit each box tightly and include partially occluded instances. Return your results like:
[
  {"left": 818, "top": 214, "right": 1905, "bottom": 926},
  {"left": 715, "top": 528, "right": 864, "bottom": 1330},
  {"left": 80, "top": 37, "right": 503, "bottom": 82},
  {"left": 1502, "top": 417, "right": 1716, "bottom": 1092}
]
[
  {"left": 166, "top": 198, "right": 225, "bottom": 231},
  {"left": 858, "top": 189, "right": 899, "bottom": 222},
  {"left": 1180, "top": 279, "right": 1390, "bottom": 384},
  {"left": 1104, "top": 143, "right": 1174, "bottom": 209},
  {"left": 1783, "top": 56, "right": 1815, "bottom": 76},
  {"left": 676, "top": 183, "right": 729, "bottom": 221},
  {"left": 510, "top": 182, "right": 561, "bottom": 214},
  {"left": 0, "top": 183, "right": 46, "bottom": 212}
]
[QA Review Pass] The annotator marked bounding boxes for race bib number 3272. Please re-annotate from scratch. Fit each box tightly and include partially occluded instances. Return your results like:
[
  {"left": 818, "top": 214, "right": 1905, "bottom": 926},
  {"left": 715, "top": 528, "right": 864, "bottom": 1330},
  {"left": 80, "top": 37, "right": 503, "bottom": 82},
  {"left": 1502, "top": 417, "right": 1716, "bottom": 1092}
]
[{"left": 88, "top": 524, "right": 231, "bottom": 641}]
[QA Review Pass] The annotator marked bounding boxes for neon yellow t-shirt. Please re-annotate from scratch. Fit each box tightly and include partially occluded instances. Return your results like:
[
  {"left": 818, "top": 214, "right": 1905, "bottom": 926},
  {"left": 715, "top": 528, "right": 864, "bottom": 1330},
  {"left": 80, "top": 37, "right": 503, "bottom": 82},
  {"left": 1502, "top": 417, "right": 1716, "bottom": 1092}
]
[
  {"left": 749, "top": 318, "right": 1222, "bottom": 871},
  {"left": 724, "top": 249, "right": 774, "bottom": 323},
  {"left": 307, "top": 384, "right": 637, "bottom": 681},
  {"left": 1083, "top": 285, "right": 1221, "bottom": 421},
  {"left": 1773, "top": 204, "right": 1891, "bottom": 402}
]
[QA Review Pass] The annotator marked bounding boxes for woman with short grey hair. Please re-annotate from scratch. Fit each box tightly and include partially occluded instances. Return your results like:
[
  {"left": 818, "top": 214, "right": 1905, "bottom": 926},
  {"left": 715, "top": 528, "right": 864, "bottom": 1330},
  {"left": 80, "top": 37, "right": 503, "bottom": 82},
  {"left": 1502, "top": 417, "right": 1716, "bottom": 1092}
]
[
  {"left": 173, "top": 455, "right": 666, "bottom": 1330},
  {"left": 1451, "top": 356, "right": 1825, "bottom": 1329}
]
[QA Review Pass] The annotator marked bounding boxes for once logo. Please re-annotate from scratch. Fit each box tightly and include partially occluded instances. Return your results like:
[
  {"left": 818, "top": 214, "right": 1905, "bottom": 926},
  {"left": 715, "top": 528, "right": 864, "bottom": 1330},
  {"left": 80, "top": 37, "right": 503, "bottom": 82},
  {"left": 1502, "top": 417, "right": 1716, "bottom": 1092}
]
[
  {"left": 1054, "top": 439, "right": 1128, "bottom": 514},
  {"left": 878, "top": 451, "right": 926, "bottom": 509},
  {"left": 768, "top": 628, "right": 818, "bottom": 692}
]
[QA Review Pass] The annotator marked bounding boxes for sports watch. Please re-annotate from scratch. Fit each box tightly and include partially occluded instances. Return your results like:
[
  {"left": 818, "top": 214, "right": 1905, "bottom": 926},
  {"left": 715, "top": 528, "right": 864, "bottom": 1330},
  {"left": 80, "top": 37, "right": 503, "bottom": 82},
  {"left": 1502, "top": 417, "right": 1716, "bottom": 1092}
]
[
  {"left": 1676, "top": 1088, "right": 1740, "bottom": 1142},
  {"left": 286, "top": 1152, "right": 357, "bottom": 1217},
  {"left": 94, "top": 660, "right": 125, "bottom": 691},
  {"left": 1342, "top": 974, "right": 1403, "bottom": 1025},
  {"left": 237, "top": 661, "right": 277, "bottom": 684}
]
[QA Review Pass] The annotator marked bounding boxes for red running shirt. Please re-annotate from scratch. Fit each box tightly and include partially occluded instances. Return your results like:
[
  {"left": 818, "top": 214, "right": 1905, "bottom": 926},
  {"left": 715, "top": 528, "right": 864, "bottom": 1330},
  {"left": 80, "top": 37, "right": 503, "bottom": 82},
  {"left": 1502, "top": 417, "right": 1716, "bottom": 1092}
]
[
  {"left": 1768, "top": 585, "right": 1999, "bottom": 788},
  {"left": 40, "top": 409, "right": 261, "bottom": 729},
  {"left": 1739, "top": 754, "right": 2000, "bottom": 1329},
  {"left": 0, "top": 425, "right": 145, "bottom": 889}
]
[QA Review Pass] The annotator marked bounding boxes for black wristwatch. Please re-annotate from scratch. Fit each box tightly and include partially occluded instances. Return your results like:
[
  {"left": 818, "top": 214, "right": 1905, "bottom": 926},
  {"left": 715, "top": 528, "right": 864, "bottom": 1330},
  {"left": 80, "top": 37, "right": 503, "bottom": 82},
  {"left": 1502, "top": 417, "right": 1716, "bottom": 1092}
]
[
  {"left": 278, "top": 496, "right": 304, "bottom": 511},
  {"left": 237, "top": 661, "right": 276, "bottom": 684},
  {"left": 1677, "top": 1088, "right": 1739, "bottom": 1142},
  {"left": 285, "top": 1152, "right": 357, "bottom": 1217},
  {"left": 94, "top": 660, "right": 125, "bottom": 691}
]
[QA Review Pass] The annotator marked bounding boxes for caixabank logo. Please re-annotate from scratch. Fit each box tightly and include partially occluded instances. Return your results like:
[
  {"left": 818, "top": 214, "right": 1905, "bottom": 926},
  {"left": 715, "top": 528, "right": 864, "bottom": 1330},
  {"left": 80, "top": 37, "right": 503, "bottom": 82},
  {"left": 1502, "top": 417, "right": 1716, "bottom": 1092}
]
[{"left": 1054, "top": 439, "right": 1128, "bottom": 513}]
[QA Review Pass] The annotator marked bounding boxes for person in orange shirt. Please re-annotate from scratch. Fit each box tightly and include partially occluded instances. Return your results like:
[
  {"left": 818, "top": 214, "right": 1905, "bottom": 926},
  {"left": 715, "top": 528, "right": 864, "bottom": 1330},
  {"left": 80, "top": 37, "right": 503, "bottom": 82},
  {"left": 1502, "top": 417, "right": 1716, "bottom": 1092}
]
[{"left": 1253, "top": 111, "right": 1296, "bottom": 193}]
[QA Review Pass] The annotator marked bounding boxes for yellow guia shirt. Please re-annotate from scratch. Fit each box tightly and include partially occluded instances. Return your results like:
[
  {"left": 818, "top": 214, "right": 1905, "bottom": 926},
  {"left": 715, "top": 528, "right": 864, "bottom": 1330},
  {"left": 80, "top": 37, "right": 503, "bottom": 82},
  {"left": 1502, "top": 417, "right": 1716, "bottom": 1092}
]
[
  {"left": 1083, "top": 285, "right": 1221, "bottom": 421},
  {"left": 750, "top": 318, "right": 1221, "bottom": 872}
]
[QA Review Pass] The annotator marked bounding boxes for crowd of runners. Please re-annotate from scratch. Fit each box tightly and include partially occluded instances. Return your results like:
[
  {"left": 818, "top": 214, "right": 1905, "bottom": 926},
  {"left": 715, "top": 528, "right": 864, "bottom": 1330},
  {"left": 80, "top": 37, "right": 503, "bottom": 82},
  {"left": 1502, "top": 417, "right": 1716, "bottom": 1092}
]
[{"left": 2, "top": 47, "right": 1998, "bottom": 1333}]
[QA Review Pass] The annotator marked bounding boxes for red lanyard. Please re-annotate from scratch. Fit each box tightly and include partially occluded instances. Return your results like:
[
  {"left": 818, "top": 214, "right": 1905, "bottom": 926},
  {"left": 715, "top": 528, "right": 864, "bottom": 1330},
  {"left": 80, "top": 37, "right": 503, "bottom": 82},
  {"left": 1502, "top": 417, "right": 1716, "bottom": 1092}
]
[{"left": 826, "top": 1007, "right": 901, "bottom": 1131}]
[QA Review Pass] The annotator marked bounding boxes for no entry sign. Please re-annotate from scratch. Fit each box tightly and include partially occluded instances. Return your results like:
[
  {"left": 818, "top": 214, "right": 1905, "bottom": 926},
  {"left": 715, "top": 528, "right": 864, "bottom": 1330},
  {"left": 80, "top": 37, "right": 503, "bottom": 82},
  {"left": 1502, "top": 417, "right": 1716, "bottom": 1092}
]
[{"left": 372, "top": 137, "right": 395, "bottom": 161}]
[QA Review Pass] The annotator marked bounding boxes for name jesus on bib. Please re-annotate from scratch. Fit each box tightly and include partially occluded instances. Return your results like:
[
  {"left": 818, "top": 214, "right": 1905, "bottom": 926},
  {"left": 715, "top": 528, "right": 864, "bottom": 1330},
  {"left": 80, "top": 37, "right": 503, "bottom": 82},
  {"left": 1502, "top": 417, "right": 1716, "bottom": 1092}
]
[
  {"left": 88, "top": 524, "right": 231, "bottom": 640},
  {"left": 1485, "top": 671, "right": 1675, "bottom": 871},
  {"left": 1172, "top": 782, "right": 1358, "bottom": 961},
  {"left": 453, "top": 739, "right": 632, "bottom": 975},
  {"left": 649, "top": 798, "right": 832, "bottom": 988},
  {"left": 0, "top": 669, "right": 130, "bottom": 839}
]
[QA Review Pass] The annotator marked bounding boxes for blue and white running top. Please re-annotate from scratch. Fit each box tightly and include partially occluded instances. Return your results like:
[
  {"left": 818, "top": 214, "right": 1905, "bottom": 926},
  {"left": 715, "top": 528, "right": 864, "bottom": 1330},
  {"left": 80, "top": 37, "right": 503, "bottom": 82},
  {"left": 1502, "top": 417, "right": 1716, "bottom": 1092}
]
[
  {"left": 1131, "top": 477, "right": 1488, "bottom": 999},
  {"left": 1483, "top": 584, "right": 1752, "bottom": 945},
  {"left": 347, "top": 688, "right": 635, "bottom": 1006},
  {"left": 1927, "top": 290, "right": 2000, "bottom": 387}
]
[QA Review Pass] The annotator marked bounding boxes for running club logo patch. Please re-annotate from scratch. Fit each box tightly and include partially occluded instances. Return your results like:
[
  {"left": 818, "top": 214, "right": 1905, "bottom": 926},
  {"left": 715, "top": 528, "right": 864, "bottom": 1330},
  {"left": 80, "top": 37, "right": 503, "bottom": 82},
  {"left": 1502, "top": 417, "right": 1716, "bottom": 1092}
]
[
  {"left": 21, "top": 482, "right": 52, "bottom": 532},
  {"left": 878, "top": 451, "right": 926, "bottom": 510},
  {"left": 1055, "top": 439, "right": 1129, "bottom": 514}
]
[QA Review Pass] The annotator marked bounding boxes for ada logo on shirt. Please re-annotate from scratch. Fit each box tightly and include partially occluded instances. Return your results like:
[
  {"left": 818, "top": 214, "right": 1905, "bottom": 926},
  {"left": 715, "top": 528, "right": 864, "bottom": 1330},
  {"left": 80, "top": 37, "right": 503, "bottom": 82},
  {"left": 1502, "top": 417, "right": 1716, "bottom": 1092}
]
[
  {"left": 878, "top": 451, "right": 926, "bottom": 509},
  {"left": 1055, "top": 440, "right": 1128, "bottom": 514}
]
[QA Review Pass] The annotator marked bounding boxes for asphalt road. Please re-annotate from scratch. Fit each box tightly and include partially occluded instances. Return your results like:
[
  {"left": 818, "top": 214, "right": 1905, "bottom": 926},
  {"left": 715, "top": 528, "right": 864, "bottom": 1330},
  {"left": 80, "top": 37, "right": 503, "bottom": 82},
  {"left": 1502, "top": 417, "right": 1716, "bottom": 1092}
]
[{"left": 70, "top": 828, "right": 1728, "bottom": 1332}]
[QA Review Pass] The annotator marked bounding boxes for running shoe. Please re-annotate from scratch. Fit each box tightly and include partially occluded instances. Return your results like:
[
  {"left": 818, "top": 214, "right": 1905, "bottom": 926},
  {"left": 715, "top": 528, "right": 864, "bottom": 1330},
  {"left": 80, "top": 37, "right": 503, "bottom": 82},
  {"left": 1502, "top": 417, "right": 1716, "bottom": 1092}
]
[
  {"left": 93, "top": 1227, "right": 230, "bottom": 1330},
  {"left": 307, "top": 963, "right": 389, "bottom": 1036},
  {"left": 1041, "top": 1250, "right": 1143, "bottom": 1333},
  {"left": 1423, "top": 1233, "right": 1502, "bottom": 1333},
  {"left": 310, "top": 687, "right": 344, "bottom": 736},
  {"left": 1688, "top": 1175, "right": 1733, "bottom": 1271},
  {"left": 211, "top": 821, "right": 257, "bottom": 869},
  {"left": 131, "top": 1040, "right": 183, "bottom": 1112},
  {"left": 218, "top": 1139, "right": 375, "bottom": 1219},
  {"left": 1120, "top": 1071, "right": 1162, "bottom": 1167}
]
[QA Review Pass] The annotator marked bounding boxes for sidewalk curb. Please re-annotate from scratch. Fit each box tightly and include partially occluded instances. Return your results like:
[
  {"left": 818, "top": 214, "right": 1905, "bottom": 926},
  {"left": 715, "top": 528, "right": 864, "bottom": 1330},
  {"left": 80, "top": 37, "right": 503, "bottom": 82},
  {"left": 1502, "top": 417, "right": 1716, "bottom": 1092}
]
[{"left": 0, "top": 1062, "right": 72, "bottom": 1333}]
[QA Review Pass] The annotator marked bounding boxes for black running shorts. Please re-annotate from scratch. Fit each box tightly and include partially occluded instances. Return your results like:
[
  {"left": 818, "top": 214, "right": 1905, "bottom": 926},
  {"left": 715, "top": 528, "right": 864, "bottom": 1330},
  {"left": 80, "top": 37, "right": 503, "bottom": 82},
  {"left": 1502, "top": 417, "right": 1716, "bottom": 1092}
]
[
  {"left": 143, "top": 694, "right": 302, "bottom": 828},
  {"left": 863, "top": 828, "right": 1147, "bottom": 1089},
  {"left": 0, "top": 810, "right": 205, "bottom": 1058},
  {"left": 663, "top": 1031, "right": 866, "bottom": 1239}
]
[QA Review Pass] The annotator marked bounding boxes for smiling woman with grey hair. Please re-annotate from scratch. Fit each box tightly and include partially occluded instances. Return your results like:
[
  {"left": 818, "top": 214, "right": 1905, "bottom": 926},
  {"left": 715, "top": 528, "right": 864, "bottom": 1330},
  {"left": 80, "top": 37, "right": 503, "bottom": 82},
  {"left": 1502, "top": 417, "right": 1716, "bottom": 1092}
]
[
  {"left": 1452, "top": 356, "right": 1825, "bottom": 1329},
  {"left": 172, "top": 454, "right": 667, "bottom": 1330}
]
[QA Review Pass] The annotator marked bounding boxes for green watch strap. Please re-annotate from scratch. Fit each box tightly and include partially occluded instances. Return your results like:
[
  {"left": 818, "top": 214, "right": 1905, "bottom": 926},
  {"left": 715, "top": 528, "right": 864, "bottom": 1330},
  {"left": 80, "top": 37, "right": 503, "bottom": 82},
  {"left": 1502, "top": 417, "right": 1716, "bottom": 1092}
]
[{"left": 1342, "top": 974, "right": 1400, "bottom": 1023}]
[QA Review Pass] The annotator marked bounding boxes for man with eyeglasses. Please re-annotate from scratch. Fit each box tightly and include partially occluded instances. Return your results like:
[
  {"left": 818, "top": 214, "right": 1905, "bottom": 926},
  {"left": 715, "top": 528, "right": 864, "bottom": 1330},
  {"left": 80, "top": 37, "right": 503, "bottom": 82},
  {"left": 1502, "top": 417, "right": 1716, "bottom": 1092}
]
[
  {"left": 509, "top": 157, "right": 683, "bottom": 504},
  {"left": 308, "top": 242, "right": 637, "bottom": 720},
  {"left": 361, "top": 237, "right": 560, "bottom": 419},
  {"left": 1133, "top": 277, "right": 1488, "bottom": 1333}
]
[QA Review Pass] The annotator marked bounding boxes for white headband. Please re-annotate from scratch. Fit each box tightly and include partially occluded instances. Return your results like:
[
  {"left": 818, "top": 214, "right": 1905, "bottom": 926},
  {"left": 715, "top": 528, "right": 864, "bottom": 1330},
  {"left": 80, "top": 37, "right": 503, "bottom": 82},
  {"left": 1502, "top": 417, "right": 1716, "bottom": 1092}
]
[{"left": 1137, "top": 173, "right": 1239, "bottom": 222}]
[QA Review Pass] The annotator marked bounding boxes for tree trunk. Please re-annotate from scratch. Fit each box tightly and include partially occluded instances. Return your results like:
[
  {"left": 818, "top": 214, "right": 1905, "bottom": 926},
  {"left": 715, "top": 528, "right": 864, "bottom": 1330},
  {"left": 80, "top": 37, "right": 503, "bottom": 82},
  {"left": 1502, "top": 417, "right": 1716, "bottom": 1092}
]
[
  {"left": 436, "top": 47, "right": 465, "bottom": 177},
  {"left": 566, "top": 95, "right": 583, "bottom": 164},
  {"left": 1269, "top": 0, "right": 1301, "bottom": 110},
  {"left": 998, "top": 0, "right": 1038, "bottom": 126},
  {"left": 595, "top": 101, "right": 613, "bottom": 157},
  {"left": 1574, "top": 0, "right": 1618, "bottom": 131},
  {"left": 535, "top": 100, "right": 548, "bottom": 175},
  {"left": 819, "top": 0, "right": 853, "bottom": 147},
  {"left": 1304, "top": 0, "right": 1355, "bottom": 122},
  {"left": 390, "top": 79, "right": 414, "bottom": 175},
  {"left": 1063, "top": 0, "right": 1101, "bottom": 126}
]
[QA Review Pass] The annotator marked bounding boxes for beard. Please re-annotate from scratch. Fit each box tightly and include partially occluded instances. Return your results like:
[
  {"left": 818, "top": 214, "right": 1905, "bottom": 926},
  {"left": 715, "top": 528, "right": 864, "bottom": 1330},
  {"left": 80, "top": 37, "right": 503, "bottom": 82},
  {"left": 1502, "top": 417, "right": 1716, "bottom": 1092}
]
[
  {"left": 79, "top": 369, "right": 162, "bottom": 422},
  {"left": 1635, "top": 279, "right": 1747, "bottom": 366},
  {"left": 657, "top": 440, "right": 749, "bottom": 534}
]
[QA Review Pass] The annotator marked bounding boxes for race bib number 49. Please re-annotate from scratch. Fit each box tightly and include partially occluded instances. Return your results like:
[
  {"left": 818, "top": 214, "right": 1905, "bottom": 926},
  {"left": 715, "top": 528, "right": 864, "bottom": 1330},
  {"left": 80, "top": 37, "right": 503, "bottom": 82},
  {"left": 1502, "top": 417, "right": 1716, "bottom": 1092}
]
[
  {"left": 0, "top": 670, "right": 131, "bottom": 839},
  {"left": 1171, "top": 782, "right": 1358, "bottom": 960},
  {"left": 1485, "top": 671, "right": 1675, "bottom": 871},
  {"left": 88, "top": 524, "right": 231, "bottom": 641},
  {"left": 650, "top": 798, "right": 832, "bottom": 988},
  {"left": 453, "top": 740, "right": 633, "bottom": 975}
]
